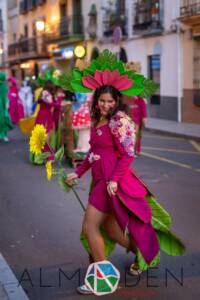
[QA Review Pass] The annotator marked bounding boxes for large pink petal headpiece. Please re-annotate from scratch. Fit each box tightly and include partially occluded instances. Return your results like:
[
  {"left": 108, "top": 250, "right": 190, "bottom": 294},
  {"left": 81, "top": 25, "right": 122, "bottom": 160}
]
[{"left": 82, "top": 69, "right": 133, "bottom": 91}]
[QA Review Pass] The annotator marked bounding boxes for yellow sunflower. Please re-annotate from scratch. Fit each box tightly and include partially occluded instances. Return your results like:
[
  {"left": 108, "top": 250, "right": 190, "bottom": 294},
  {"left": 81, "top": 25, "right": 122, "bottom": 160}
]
[
  {"left": 29, "top": 124, "right": 47, "bottom": 154},
  {"left": 45, "top": 161, "right": 53, "bottom": 181}
]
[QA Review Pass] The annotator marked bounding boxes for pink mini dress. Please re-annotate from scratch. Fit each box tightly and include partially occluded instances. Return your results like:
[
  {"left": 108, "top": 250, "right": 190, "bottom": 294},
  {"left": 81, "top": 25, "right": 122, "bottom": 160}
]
[{"left": 75, "top": 111, "right": 159, "bottom": 264}]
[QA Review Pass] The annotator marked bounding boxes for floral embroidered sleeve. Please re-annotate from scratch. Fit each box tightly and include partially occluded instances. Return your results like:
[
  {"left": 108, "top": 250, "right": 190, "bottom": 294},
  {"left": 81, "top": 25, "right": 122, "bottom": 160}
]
[
  {"left": 109, "top": 111, "right": 136, "bottom": 183},
  {"left": 75, "top": 150, "right": 101, "bottom": 177}
]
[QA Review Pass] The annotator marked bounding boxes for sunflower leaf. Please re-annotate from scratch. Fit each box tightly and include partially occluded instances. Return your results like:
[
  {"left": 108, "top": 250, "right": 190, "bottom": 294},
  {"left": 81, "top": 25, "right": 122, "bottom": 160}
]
[
  {"left": 55, "top": 146, "right": 64, "bottom": 162},
  {"left": 58, "top": 176, "right": 72, "bottom": 192}
]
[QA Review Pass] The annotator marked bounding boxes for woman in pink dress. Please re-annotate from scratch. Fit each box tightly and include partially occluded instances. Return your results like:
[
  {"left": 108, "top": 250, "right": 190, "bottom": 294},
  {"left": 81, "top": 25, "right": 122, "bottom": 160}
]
[
  {"left": 35, "top": 80, "right": 55, "bottom": 133},
  {"left": 66, "top": 85, "right": 159, "bottom": 293},
  {"left": 130, "top": 96, "right": 147, "bottom": 155},
  {"left": 63, "top": 52, "right": 184, "bottom": 294},
  {"left": 7, "top": 76, "right": 24, "bottom": 124}
]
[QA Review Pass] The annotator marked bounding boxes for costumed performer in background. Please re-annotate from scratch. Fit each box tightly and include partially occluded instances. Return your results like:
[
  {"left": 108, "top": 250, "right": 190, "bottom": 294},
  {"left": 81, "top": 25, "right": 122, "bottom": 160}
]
[
  {"left": 7, "top": 76, "right": 24, "bottom": 124},
  {"left": 19, "top": 80, "right": 33, "bottom": 117},
  {"left": 0, "top": 72, "right": 14, "bottom": 142},
  {"left": 125, "top": 61, "right": 147, "bottom": 156},
  {"left": 72, "top": 93, "right": 91, "bottom": 153}
]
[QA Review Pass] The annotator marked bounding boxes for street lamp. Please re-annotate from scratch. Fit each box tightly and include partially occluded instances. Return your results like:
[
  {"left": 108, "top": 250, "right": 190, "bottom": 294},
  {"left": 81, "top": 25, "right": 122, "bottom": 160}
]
[
  {"left": 35, "top": 20, "right": 45, "bottom": 32},
  {"left": 74, "top": 45, "right": 86, "bottom": 58}
]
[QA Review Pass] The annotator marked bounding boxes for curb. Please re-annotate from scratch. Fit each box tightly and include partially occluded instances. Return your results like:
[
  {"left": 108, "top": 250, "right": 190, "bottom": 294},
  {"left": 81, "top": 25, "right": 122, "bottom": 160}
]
[
  {"left": 145, "top": 127, "right": 200, "bottom": 141},
  {"left": 0, "top": 253, "right": 29, "bottom": 300}
]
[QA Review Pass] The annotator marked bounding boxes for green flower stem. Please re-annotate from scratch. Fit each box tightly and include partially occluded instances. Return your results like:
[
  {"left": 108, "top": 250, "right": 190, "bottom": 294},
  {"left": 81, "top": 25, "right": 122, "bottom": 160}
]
[{"left": 71, "top": 186, "right": 86, "bottom": 212}]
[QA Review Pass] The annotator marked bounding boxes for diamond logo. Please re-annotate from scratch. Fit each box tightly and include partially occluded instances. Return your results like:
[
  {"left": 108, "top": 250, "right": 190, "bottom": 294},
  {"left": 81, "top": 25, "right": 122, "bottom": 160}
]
[{"left": 85, "top": 260, "right": 120, "bottom": 295}]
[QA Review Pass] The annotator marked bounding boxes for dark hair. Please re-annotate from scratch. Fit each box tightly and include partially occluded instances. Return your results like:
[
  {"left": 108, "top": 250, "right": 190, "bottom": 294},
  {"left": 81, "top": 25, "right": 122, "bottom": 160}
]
[
  {"left": 43, "top": 80, "right": 55, "bottom": 96},
  {"left": 91, "top": 85, "right": 129, "bottom": 124}
]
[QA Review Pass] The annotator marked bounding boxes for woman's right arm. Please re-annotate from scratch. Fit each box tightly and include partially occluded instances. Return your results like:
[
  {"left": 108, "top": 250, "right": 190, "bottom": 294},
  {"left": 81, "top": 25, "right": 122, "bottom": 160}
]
[
  {"left": 66, "top": 150, "right": 92, "bottom": 186},
  {"left": 75, "top": 150, "right": 92, "bottom": 177}
]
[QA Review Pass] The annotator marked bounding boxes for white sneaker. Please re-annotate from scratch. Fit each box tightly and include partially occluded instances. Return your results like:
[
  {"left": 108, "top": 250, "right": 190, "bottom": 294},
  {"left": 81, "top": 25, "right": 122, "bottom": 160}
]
[
  {"left": 76, "top": 284, "right": 93, "bottom": 295},
  {"left": 129, "top": 262, "right": 143, "bottom": 276},
  {"left": 3, "top": 137, "right": 9, "bottom": 142}
]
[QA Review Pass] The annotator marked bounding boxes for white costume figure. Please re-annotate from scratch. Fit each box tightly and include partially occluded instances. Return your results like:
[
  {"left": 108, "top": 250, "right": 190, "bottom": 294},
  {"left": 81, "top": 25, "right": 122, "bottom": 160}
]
[
  {"left": 72, "top": 94, "right": 91, "bottom": 153},
  {"left": 19, "top": 81, "right": 33, "bottom": 117}
]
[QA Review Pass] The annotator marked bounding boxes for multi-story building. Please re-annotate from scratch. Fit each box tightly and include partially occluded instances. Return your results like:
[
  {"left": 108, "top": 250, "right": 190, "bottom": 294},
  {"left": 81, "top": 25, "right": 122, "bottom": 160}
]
[
  {"left": 85, "top": 0, "right": 200, "bottom": 124},
  {"left": 84, "top": 1, "right": 181, "bottom": 121},
  {"left": 0, "top": 0, "right": 8, "bottom": 70},
  {"left": 5, "top": 0, "right": 200, "bottom": 123},
  {"left": 7, "top": 0, "right": 85, "bottom": 80},
  {"left": 179, "top": 0, "right": 200, "bottom": 123}
]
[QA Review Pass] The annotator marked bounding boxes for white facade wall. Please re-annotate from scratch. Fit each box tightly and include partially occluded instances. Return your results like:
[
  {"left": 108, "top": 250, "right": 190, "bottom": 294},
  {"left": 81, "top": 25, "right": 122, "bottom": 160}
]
[
  {"left": 0, "top": 0, "right": 8, "bottom": 67},
  {"left": 125, "top": 34, "right": 179, "bottom": 98}
]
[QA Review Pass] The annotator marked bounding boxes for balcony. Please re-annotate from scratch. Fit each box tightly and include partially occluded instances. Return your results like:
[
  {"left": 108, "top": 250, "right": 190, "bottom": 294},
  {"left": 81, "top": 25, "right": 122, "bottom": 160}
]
[
  {"left": 8, "top": 36, "right": 49, "bottom": 64},
  {"left": 46, "top": 15, "right": 84, "bottom": 43},
  {"left": 180, "top": 1, "right": 200, "bottom": 18},
  {"left": 133, "top": 1, "right": 163, "bottom": 35},
  {"left": 20, "top": 0, "right": 46, "bottom": 14},
  {"left": 179, "top": 1, "right": 200, "bottom": 36},
  {"left": 102, "top": 14, "right": 127, "bottom": 38}
]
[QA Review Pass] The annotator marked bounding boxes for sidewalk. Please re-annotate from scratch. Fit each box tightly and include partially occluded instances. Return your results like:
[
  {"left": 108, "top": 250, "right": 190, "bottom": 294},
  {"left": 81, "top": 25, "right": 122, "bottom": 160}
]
[
  {"left": 145, "top": 118, "right": 200, "bottom": 140},
  {"left": 0, "top": 253, "right": 29, "bottom": 300}
]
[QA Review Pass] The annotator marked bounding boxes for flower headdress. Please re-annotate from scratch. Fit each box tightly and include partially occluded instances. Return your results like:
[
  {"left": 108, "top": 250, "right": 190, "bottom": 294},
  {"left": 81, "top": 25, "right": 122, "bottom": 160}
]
[{"left": 59, "top": 49, "right": 158, "bottom": 98}]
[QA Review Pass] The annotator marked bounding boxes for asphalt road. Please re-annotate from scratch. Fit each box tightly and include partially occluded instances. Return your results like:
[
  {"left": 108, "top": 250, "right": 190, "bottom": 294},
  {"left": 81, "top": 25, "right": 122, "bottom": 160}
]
[{"left": 0, "top": 127, "right": 200, "bottom": 300}]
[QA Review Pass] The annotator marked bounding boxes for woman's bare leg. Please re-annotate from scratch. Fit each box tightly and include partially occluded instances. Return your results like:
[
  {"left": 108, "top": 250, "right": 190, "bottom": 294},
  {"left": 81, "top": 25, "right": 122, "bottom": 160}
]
[
  {"left": 82, "top": 204, "right": 108, "bottom": 262},
  {"left": 103, "top": 214, "right": 137, "bottom": 252}
]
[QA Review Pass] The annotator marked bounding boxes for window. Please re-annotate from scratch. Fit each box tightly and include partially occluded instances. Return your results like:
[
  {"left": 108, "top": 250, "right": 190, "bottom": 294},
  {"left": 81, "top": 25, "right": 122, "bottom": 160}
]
[
  {"left": 24, "top": 24, "right": 28, "bottom": 37},
  {"left": 148, "top": 54, "right": 161, "bottom": 104},
  {"left": 32, "top": 21, "right": 36, "bottom": 36},
  {"left": 134, "top": 0, "right": 162, "bottom": 31}
]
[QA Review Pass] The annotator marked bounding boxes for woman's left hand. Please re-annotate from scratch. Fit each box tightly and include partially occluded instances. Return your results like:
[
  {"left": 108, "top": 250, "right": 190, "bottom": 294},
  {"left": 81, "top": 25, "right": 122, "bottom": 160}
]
[{"left": 107, "top": 181, "right": 118, "bottom": 197}]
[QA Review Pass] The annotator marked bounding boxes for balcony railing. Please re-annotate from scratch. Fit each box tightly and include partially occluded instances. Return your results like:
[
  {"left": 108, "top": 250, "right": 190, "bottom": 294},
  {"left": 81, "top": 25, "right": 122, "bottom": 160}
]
[
  {"left": 46, "top": 15, "right": 84, "bottom": 41},
  {"left": 8, "top": 36, "right": 48, "bottom": 61},
  {"left": 20, "top": 0, "right": 46, "bottom": 14},
  {"left": 133, "top": 1, "right": 163, "bottom": 33},
  {"left": 102, "top": 14, "right": 127, "bottom": 37},
  {"left": 180, "top": 1, "right": 200, "bottom": 17}
]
